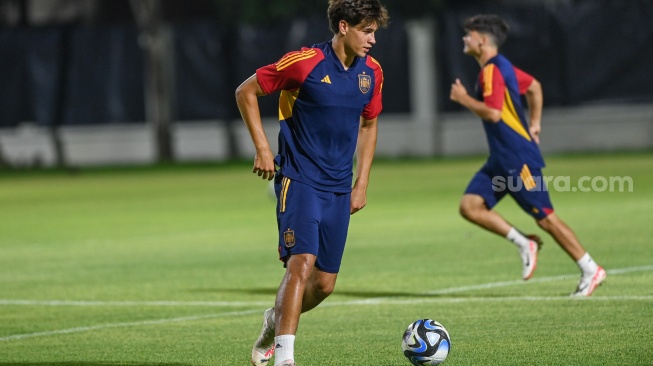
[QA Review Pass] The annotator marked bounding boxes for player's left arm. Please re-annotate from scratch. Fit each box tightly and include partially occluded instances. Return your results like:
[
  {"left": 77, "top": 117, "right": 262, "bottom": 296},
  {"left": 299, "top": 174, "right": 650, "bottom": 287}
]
[
  {"left": 515, "top": 67, "right": 543, "bottom": 144},
  {"left": 351, "top": 116, "right": 378, "bottom": 215},
  {"left": 524, "top": 79, "right": 543, "bottom": 144},
  {"left": 353, "top": 57, "right": 383, "bottom": 215}
]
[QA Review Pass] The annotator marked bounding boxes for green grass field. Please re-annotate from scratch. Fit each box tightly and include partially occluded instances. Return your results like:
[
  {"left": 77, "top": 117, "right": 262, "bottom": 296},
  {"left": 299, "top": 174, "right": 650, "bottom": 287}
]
[{"left": 1, "top": 152, "right": 652, "bottom": 365}]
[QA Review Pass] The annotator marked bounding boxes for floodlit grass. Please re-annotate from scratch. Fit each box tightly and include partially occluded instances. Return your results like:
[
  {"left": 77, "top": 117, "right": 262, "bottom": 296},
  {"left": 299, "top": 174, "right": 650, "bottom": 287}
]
[{"left": 1, "top": 152, "right": 652, "bottom": 365}]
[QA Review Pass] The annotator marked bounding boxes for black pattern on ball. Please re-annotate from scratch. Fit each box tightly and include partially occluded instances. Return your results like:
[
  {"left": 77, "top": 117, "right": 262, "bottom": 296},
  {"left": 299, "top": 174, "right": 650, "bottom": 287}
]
[{"left": 401, "top": 319, "right": 451, "bottom": 366}]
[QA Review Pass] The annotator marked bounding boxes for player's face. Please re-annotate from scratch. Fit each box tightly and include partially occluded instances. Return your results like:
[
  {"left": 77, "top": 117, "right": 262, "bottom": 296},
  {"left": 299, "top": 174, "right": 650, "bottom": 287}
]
[
  {"left": 346, "top": 21, "right": 379, "bottom": 57},
  {"left": 463, "top": 30, "right": 483, "bottom": 56}
]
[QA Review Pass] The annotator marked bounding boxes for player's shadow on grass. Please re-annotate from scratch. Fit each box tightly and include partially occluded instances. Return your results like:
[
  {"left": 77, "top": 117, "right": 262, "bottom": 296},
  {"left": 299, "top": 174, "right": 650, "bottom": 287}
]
[
  {"left": 328, "top": 289, "right": 516, "bottom": 298},
  {"left": 188, "top": 287, "right": 278, "bottom": 296},
  {"left": 191, "top": 287, "right": 502, "bottom": 298}
]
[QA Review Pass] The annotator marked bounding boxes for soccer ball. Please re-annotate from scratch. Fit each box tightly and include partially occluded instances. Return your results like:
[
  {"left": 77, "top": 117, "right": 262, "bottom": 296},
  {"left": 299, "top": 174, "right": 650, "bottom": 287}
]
[{"left": 401, "top": 319, "right": 451, "bottom": 366}]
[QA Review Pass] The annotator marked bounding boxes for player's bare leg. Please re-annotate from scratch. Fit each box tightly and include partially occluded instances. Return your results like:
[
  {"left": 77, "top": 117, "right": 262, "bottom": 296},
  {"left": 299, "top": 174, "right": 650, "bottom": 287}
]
[
  {"left": 460, "top": 193, "right": 542, "bottom": 280},
  {"left": 251, "top": 254, "right": 313, "bottom": 366},
  {"left": 275, "top": 253, "right": 316, "bottom": 335},
  {"left": 536, "top": 212, "right": 606, "bottom": 296},
  {"left": 301, "top": 268, "right": 337, "bottom": 313},
  {"left": 536, "top": 212, "right": 584, "bottom": 260},
  {"left": 459, "top": 194, "right": 512, "bottom": 236},
  {"left": 272, "top": 253, "right": 329, "bottom": 366},
  {"left": 274, "top": 255, "right": 337, "bottom": 334}
]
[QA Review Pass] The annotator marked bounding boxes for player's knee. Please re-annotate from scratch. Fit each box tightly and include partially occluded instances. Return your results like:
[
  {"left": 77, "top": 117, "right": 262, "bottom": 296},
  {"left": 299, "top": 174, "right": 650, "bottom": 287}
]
[
  {"left": 315, "top": 281, "right": 335, "bottom": 298},
  {"left": 459, "top": 201, "right": 476, "bottom": 221},
  {"left": 287, "top": 254, "right": 317, "bottom": 279},
  {"left": 536, "top": 216, "right": 553, "bottom": 231},
  {"left": 312, "top": 272, "right": 337, "bottom": 299}
]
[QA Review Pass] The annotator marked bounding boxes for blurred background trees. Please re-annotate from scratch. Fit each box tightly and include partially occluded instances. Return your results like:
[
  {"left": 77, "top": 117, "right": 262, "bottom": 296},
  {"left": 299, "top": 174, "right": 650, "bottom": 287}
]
[{"left": 0, "top": 0, "right": 651, "bottom": 167}]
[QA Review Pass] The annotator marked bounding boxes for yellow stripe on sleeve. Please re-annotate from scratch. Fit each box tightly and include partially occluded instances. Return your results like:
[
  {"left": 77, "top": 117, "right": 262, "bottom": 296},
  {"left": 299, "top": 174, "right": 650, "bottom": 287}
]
[
  {"left": 483, "top": 65, "right": 494, "bottom": 97},
  {"left": 368, "top": 56, "right": 383, "bottom": 92},
  {"left": 276, "top": 49, "right": 317, "bottom": 71}
]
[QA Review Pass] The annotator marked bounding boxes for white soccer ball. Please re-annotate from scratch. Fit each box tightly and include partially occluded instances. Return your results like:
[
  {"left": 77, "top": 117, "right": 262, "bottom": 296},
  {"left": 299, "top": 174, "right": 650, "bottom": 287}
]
[{"left": 401, "top": 319, "right": 451, "bottom": 365}]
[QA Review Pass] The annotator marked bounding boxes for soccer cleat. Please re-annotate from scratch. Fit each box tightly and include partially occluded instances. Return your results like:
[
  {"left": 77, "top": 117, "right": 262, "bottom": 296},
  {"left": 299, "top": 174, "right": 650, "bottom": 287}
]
[
  {"left": 279, "top": 361, "right": 296, "bottom": 366},
  {"left": 251, "top": 308, "right": 276, "bottom": 366},
  {"left": 571, "top": 266, "right": 607, "bottom": 297},
  {"left": 519, "top": 234, "right": 543, "bottom": 281}
]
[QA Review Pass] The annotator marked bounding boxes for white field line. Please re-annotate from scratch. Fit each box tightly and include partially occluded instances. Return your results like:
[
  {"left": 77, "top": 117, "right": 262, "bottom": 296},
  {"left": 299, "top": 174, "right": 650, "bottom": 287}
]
[
  {"left": 324, "top": 295, "right": 653, "bottom": 307},
  {"left": 2, "top": 295, "right": 652, "bottom": 343},
  {"left": 423, "top": 264, "right": 653, "bottom": 295},
  {"left": 0, "top": 299, "right": 272, "bottom": 307},
  {"left": 2, "top": 265, "right": 651, "bottom": 308},
  {"left": 0, "top": 309, "right": 261, "bottom": 342},
  {"left": 1, "top": 265, "right": 651, "bottom": 342}
]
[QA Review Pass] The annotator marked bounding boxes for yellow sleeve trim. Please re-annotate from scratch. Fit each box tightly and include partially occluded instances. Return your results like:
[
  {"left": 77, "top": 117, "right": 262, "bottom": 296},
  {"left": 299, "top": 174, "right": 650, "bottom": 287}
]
[
  {"left": 368, "top": 56, "right": 383, "bottom": 93},
  {"left": 276, "top": 49, "right": 318, "bottom": 71},
  {"left": 483, "top": 65, "right": 494, "bottom": 97}
]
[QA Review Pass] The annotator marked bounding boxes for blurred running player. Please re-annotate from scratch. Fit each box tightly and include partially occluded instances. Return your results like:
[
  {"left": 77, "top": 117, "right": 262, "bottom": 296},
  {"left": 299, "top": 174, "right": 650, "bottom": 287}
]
[{"left": 449, "top": 14, "right": 606, "bottom": 297}]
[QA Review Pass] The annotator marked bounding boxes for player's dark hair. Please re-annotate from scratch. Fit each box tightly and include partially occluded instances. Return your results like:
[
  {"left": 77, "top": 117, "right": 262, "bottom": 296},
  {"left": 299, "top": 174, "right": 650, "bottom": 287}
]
[
  {"left": 464, "top": 14, "right": 509, "bottom": 47},
  {"left": 328, "top": 0, "right": 389, "bottom": 34}
]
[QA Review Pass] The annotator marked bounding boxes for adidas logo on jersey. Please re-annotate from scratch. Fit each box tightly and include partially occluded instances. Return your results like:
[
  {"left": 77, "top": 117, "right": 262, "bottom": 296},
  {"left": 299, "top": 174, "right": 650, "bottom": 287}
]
[{"left": 321, "top": 75, "right": 332, "bottom": 84}]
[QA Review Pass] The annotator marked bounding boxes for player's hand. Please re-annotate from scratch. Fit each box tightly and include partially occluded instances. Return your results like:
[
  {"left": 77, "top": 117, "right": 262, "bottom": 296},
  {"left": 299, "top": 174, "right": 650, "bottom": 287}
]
[
  {"left": 350, "top": 200, "right": 366, "bottom": 215},
  {"left": 252, "top": 150, "right": 275, "bottom": 181},
  {"left": 350, "top": 186, "right": 367, "bottom": 215},
  {"left": 530, "top": 124, "right": 541, "bottom": 144},
  {"left": 450, "top": 78, "right": 468, "bottom": 103}
]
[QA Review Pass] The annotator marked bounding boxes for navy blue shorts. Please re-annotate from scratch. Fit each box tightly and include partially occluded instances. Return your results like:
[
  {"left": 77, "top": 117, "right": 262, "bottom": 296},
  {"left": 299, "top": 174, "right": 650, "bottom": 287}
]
[
  {"left": 464, "top": 163, "right": 554, "bottom": 220},
  {"left": 274, "top": 174, "right": 351, "bottom": 273}
]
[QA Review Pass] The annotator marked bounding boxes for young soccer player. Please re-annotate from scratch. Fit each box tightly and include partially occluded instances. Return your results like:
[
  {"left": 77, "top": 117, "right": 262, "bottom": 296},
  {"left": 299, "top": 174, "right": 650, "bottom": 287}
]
[
  {"left": 235, "top": 1, "right": 389, "bottom": 365},
  {"left": 449, "top": 14, "right": 606, "bottom": 296}
]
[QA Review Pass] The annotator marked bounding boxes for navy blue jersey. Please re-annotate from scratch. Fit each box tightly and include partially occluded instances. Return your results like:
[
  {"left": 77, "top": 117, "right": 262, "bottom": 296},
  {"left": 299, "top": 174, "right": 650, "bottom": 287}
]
[
  {"left": 476, "top": 54, "right": 545, "bottom": 170},
  {"left": 256, "top": 41, "right": 383, "bottom": 192}
]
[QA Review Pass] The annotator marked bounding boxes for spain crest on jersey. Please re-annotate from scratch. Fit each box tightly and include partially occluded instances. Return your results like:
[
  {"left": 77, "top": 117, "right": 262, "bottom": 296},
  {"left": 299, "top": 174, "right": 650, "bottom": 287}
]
[{"left": 358, "top": 73, "right": 371, "bottom": 94}]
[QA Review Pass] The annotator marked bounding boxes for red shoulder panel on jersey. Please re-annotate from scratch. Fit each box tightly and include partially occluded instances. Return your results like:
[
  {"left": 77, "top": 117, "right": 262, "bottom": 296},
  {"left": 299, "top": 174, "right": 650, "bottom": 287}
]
[
  {"left": 256, "top": 48, "right": 325, "bottom": 95},
  {"left": 480, "top": 64, "right": 505, "bottom": 111},
  {"left": 362, "top": 56, "right": 384, "bottom": 120},
  {"left": 513, "top": 67, "right": 535, "bottom": 94}
]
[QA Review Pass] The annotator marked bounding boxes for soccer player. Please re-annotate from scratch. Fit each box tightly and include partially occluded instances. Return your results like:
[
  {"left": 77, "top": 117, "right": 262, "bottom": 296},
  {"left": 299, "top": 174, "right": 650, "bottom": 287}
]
[
  {"left": 449, "top": 14, "right": 606, "bottom": 297},
  {"left": 235, "top": 1, "right": 389, "bottom": 365}
]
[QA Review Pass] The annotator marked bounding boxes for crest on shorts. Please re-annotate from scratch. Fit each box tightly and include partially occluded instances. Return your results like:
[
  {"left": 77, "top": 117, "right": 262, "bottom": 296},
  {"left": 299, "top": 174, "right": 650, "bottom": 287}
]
[
  {"left": 283, "top": 228, "right": 295, "bottom": 248},
  {"left": 358, "top": 73, "right": 371, "bottom": 94}
]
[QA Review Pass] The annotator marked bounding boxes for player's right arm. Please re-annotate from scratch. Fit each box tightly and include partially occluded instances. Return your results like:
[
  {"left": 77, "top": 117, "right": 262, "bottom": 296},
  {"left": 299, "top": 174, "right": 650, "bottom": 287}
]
[
  {"left": 235, "top": 74, "right": 276, "bottom": 181},
  {"left": 237, "top": 48, "right": 323, "bottom": 181},
  {"left": 450, "top": 78, "right": 501, "bottom": 122}
]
